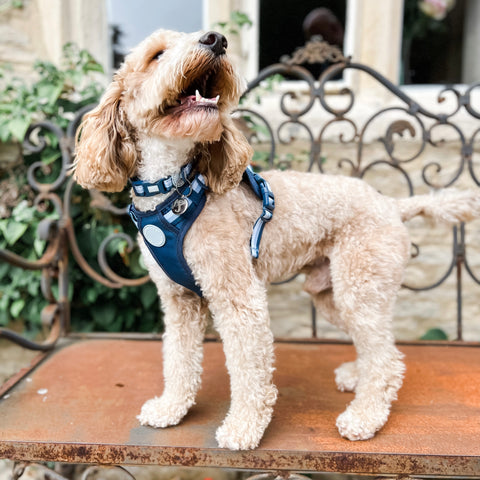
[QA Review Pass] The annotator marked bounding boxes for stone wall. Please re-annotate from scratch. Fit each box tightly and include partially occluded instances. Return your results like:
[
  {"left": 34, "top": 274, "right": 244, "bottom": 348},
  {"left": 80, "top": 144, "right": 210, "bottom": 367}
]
[
  {"left": 0, "top": 0, "right": 109, "bottom": 79},
  {"left": 266, "top": 140, "right": 480, "bottom": 342}
]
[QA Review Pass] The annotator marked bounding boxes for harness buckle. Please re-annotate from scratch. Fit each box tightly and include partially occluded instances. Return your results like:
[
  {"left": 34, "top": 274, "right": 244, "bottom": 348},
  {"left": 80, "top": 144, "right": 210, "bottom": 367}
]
[
  {"left": 250, "top": 176, "right": 275, "bottom": 258},
  {"left": 259, "top": 181, "right": 275, "bottom": 222}
]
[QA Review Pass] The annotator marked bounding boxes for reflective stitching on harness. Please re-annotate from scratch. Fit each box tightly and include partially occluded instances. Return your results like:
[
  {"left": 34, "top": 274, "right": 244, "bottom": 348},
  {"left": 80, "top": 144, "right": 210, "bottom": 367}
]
[{"left": 128, "top": 165, "right": 275, "bottom": 296}]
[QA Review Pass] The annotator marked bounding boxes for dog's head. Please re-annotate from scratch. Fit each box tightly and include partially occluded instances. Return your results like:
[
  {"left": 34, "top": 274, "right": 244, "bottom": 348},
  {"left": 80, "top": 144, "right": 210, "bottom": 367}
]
[{"left": 73, "top": 29, "right": 252, "bottom": 193}]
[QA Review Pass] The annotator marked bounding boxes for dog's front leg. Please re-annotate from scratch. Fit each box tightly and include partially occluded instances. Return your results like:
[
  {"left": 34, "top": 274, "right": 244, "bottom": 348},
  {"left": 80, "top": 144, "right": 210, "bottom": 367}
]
[
  {"left": 138, "top": 285, "right": 208, "bottom": 429},
  {"left": 208, "top": 277, "right": 278, "bottom": 450}
]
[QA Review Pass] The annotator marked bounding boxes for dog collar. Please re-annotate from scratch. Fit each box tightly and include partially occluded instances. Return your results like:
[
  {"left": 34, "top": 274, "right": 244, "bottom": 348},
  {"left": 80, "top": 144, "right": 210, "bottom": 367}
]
[
  {"left": 130, "top": 163, "right": 193, "bottom": 197},
  {"left": 128, "top": 164, "right": 275, "bottom": 296}
]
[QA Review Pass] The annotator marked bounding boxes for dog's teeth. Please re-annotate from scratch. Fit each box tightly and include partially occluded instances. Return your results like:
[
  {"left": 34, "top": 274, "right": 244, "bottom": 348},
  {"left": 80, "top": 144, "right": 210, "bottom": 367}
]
[
  {"left": 215, "top": 95, "right": 220, "bottom": 104},
  {"left": 195, "top": 89, "right": 201, "bottom": 102}
]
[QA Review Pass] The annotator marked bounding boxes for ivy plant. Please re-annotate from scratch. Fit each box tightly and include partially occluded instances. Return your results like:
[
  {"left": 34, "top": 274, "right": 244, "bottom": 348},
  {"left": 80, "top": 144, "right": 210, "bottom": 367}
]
[{"left": 0, "top": 44, "right": 162, "bottom": 335}]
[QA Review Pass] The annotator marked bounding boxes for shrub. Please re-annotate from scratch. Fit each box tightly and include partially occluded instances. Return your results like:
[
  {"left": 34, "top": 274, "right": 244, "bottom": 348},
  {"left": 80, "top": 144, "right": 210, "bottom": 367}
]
[{"left": 0, "top": 44, "right": 162, "bottom": 335}]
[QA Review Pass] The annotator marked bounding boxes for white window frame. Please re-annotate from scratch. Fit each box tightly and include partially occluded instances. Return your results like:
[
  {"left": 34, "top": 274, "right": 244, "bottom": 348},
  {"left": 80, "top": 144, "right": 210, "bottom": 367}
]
[
  {"left": 203, "top": 0, "right": 396, "bottom": 95},
  {"left": 203, "top": 0, "right": 479, "bottom": 125}
]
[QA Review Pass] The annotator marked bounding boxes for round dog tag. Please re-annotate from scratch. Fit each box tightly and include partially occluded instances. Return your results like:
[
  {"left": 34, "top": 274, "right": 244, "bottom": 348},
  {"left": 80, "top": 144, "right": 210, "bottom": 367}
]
[{"left": 172, "top": 197, "right": 188, "bottom": 215}]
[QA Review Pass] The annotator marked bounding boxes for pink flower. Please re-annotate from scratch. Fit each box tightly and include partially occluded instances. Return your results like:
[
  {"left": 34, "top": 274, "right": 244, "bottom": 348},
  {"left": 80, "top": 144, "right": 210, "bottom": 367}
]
[{"left": 418, "top": 0, "right": 455, "bottom": 20}]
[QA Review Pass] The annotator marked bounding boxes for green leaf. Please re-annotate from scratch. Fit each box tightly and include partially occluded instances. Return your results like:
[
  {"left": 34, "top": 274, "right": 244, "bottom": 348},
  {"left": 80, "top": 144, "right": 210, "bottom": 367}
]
[
  {"left": 8, "top": 115, "right": 32, "bottom": 142},
  {"left": 91, "top": 303, "right": 116, "bottom": 328},
  {"left": 10, "top": 298, "right": 25, "bottom": 317},
  {"left": 86, "top": 62, "right": 104, "bottom": 74},
  {"left": 0, "top": 102, "right": 14, "bottom": 113},
  {"left": 41, "top": 149, "right": 61, "bottom": 165},
  {"left": 84, "top": 287, "right": 99, "bottom": 304},
  {"left": 0, "top": 309, "right": 8, "bottom": 326},
  {"left": 34, "top": 237, "right": 46, "bottom": 257},
  {"left": 420, "top": 328, "right": 448, "bottom": 341},
  {"left": 36, "top": 81, "right": 64, "bottom": 106},
  {"left": 0, "top": 262, "right": 9, "bottom": 280},
  {"left": 12, "top": 200, "right": 35, "bottom": 223},
  {"left": 231, "top": 10, "right": 253, "bottom": 28},
  {"left": 140, "top": 283, "right": 158, "bottom": 309},
  {"left": 0, "top": 122, "right": 12, "bottom": 142},
  {"left": 27, "top": 277, "right": 40, "bottom": 296},
  {"left": 0, "top": 220, "right": 28, "bottom": 246}
]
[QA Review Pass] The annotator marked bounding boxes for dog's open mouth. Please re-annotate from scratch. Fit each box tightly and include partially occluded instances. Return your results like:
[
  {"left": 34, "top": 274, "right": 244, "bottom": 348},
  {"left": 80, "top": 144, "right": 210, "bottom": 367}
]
[{"left": 166, "top": 68, "right": 221, "bottom": 115}]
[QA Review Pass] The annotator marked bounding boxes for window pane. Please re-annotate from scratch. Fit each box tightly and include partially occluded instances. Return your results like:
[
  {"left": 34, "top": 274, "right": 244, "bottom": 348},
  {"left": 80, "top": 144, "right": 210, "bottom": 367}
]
[
  {"left": 401, "top": 0, "right": 466, "bottom": 84},
  {"left": 259, "top": 0, "right": 346, "bottom": 77}
]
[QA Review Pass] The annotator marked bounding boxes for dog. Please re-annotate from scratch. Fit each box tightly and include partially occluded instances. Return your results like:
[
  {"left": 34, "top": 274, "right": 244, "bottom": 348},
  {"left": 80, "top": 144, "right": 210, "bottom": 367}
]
[{"left": 73, "top": 29, "right": 480, "bottom": 450}]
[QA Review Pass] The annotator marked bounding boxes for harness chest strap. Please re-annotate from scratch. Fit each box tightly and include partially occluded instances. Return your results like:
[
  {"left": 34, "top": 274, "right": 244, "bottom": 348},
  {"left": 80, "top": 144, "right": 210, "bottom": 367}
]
[{"left": 128, "top": 165, "right": 275, "bottom": 296}]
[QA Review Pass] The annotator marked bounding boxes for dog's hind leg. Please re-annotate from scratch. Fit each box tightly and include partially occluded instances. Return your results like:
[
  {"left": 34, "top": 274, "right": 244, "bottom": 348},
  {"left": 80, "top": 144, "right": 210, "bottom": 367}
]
[
  {"left": 305, "top": 261, "right": 359, "bottom": 393},
  {"left": 310, "top": 291, "right": 360, "bottom": 393},
  {"left": 317, "top": 226, "right": 409, "bottom": 441},
  {"left": 138, "top": 289, "right": 208, "bottom": 428},
  {"left": 207, "top": 275, "right": 278, "bottom": 450}
]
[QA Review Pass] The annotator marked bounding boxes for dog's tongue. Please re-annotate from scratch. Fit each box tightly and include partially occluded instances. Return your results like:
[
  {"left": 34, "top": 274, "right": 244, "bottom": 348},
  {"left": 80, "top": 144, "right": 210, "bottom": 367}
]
[{"left": 181, "top": 89, "right": 220, "bottom": 106}]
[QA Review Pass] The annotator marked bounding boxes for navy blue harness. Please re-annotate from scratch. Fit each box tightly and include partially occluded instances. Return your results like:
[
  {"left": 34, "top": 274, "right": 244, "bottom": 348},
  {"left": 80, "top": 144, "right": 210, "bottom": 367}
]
[{"left": 128, "top": 164, "right": 274, "bottom": 297}]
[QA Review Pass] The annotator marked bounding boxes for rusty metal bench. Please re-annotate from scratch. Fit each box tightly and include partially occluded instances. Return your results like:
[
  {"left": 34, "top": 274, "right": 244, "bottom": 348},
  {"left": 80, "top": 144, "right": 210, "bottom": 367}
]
[{"left": 1, "top": 40, "right": 480, "bottom": 479}]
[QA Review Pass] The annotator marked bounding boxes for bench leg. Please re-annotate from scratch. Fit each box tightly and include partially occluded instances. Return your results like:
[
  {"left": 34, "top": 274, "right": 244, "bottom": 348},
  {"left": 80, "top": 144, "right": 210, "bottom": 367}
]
[
  {"left": 137, "top": 290, "right": 208, "bottom": 428},
  {"left": 209, "top": 278, "right": 278, "bottom": 450}
]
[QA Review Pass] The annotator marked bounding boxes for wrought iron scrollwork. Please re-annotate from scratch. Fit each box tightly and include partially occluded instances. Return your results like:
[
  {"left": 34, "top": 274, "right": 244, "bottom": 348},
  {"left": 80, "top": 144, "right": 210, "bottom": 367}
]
[
  {"left": 239, "top": 38, "right": 480, "bottom": 340},
  {"left": 0, "top": 106, "right": 147, "bottom": 350},
  {"left": 1, "top": 37, "right": 479, "bottom": 345},
  {"left": 280, "top": 35, "right": 348, "bottom": 66},
  {"left": 11, "top": 462, "right": 138, "bottom": 480}
]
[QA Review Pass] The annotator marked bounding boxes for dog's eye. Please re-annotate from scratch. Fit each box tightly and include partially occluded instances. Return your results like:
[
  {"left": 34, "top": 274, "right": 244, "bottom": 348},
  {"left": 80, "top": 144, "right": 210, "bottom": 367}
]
[{"left": 154, "top": 50, "right": 165, "bottom": 61}]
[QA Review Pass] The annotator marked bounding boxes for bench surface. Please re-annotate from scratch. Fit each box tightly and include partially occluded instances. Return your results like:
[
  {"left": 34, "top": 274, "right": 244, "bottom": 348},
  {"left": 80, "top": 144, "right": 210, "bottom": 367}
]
[{"left": 1, "top": 339, "right": 479, "bottom": 476}]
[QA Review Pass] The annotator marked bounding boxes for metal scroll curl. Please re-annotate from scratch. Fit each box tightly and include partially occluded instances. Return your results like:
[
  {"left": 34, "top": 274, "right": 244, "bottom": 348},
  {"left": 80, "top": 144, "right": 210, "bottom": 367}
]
[
  {"left": 63, "top": 177, "right": 149, "bottom": 289},
  {"left": 0, "top": 107, "right": 148, "bottom": 349},
  {"left": 23, "top": 121, "right": 72, "bottom": 193},
  {"left": 467, "top": 126, "right": 480, "bottom": 186},
  {"left": 233, "top": 108, "right": 276, "bottom": 168},
  {"left": 0, "top": 210, "right": 65, "bottom": 350},
  {"left": 463, "top": 81, "right": 480, "bottom": 119},
  {"left": 241, "top": 38, "right": 480, "bottom": 338}
]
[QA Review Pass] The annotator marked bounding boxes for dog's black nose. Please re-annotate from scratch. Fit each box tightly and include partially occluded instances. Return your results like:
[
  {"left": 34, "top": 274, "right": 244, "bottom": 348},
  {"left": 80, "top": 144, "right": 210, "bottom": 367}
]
[{"left": 199, "top": 31, "right": 228, "bottom": 56}]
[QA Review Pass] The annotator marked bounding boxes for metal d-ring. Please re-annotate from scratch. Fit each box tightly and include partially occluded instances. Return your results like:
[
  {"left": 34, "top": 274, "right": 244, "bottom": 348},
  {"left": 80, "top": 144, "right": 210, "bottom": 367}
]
[
  {"left": 171, "top": 171, "right": 193, "bottom": 215},
  {"left": 173, "top": 171, "right": 193, "bottom": 198}
]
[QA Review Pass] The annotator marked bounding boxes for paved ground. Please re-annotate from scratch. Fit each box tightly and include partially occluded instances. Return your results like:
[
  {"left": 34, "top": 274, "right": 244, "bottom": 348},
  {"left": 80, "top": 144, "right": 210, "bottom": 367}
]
[{"left": 0, "top": 339, "right": 38, "bottom": 386}]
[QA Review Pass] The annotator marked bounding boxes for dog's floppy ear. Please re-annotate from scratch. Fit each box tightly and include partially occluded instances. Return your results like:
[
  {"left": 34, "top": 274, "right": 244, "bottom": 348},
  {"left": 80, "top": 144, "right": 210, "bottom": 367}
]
[
  {"left": 198, "top": 115, "right": 253, "bottom": 194},
  {"left": 72, "top": 79, "right": 137, "bottom": 192}
]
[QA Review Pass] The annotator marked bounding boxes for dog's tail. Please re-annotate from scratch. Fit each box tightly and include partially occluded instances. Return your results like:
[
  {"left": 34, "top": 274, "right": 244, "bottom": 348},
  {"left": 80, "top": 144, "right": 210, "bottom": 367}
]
[{"left": 397, "top": 189, "right": 480, "bottom": 224}]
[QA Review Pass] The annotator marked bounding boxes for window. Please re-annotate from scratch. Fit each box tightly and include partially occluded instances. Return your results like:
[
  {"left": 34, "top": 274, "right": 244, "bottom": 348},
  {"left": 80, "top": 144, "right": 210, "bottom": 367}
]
[
  {"left": 259, "top": 0, "right": 347, "bottom": 78},
  {"left": 401, "top": 0, "right": 466, "bottom": 84}
]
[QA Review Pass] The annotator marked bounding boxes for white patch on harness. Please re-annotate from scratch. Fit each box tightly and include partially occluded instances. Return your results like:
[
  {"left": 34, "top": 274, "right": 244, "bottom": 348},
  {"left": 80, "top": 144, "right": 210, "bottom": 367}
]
[
  {"left": 147, "top": 185, "right": 160, "bottom": 193},
  {"left": 142, "top": 224, "right": 166, "bottom": 247}
]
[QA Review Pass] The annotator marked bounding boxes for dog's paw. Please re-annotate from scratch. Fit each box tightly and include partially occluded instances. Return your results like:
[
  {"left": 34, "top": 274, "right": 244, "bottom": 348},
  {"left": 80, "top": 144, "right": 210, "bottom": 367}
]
[
  {"left": 336, "top": 402, "right": 389, "bottom": 441},
  {"left": 215, "top": 404, "right": 275, "bottom": 451},
  {"left": 137, "top": 396, "right": 190, "bottom": 428},
  {"left": 215, "top": 418, "right": 264, "bottom": 451},
  {"left": 334, "top": 361, "right": 358, "bottom": 392},
  {"left": 215, "top": 386, "right": 277, "bottom": 450}
]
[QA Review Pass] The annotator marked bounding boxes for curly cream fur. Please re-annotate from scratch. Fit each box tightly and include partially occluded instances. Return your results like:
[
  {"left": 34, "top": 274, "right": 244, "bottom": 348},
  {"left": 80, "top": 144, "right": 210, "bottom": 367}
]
[{"left": 73, "top": 29, "right": 480, "bottom": 450}]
